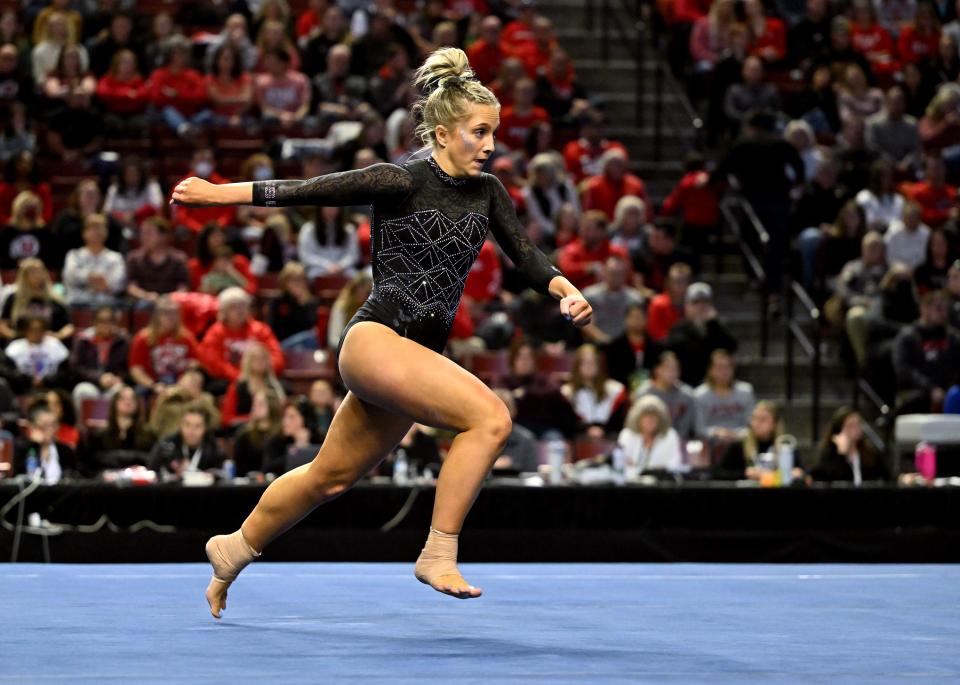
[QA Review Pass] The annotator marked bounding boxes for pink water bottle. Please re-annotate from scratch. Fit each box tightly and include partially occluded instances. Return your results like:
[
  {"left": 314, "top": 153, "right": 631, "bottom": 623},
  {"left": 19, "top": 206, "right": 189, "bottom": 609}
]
[{"left": 915, "top": 441, "right": 937, "bottom": 481}]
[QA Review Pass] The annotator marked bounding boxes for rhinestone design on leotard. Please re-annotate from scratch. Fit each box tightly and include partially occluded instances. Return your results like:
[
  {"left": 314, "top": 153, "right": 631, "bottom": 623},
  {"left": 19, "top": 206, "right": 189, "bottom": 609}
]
[{"left": 374, "top": 208, "right": 489, "bottom": 325}]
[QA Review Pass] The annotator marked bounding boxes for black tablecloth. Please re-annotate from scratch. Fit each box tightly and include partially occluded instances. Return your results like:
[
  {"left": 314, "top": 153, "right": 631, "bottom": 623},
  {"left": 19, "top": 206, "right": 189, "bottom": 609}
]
[{"left": 2, "top": 482, "right": 958, "bottom": 563}]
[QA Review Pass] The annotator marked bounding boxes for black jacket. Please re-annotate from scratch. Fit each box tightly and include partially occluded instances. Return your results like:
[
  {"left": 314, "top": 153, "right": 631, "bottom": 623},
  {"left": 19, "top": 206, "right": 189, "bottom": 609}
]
[
  {"left": 149, "top": 432, "right": 224, "bottom": 473},
  {"left": 665, "top": 318, "right": 739, "bottom": 387}
]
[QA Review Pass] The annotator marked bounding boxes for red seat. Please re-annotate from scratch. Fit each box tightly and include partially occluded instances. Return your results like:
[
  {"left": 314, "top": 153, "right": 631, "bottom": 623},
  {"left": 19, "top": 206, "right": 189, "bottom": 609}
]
[
  {"left": 313, "top": 275, "right": 349, "bottom": 303},
  {"left": 573, "top": 436, "right": 616, "bottom": 462},
  {"left": 465, "top": 351, "right": 510, "bottom": 383},
  {"left": 80, "top": 397, "right": 111, "bottom": 430},
  {"left": 315, "top": 305, "right": 330, "bottom": 346},
  {"left": 282, "top": 348, "right": 337, "bottom": 393}
]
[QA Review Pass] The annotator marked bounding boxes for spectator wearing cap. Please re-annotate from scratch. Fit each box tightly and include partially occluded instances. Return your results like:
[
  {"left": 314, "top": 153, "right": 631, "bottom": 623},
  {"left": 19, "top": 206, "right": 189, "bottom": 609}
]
[
  {"left": 255, "top": 48, "right": 311, "bottom": 129},
  {"left": 198, "top": 287, "right": 284, "bottom": 384},
  {"left": 664, "top": 282, "right": 738, "bottom": 387},
  {"left": 562, "top": 109, "right": 628, "bottom": 184},
  {"left": 635, "top": 350, "right": 705, "bottom": 441},
  {"left": 146, "top": 36, "right": 210, "bottom": 139},
  {"left": 885, "top": 201, "right": 931, "bottom": 270},
  {"left": 556, "top": 210, "right": 630, "bottom": 290},
  {"left": 581, "top": 148, "right": 649, "bottom": 223},
  {"left": 646, "top": 262, "right": 693, "bottom": 342},
  {"left": 582, "top": 255, "right": 645, "bottom": 343},
  {"left": 468, "top": 16, "right": 507, "bottom": 84},
  {"left": 893, "top": 289, "right": 960, "bottom": 413}
]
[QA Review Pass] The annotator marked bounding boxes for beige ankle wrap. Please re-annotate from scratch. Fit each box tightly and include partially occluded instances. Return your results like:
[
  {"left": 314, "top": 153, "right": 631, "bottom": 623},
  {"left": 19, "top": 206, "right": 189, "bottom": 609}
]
[
  {"left": 414, "top": 527, "right": 461, "bottom": 584},
  {"left": 206, "top": 529, "right": 261, "bottom": 584}
]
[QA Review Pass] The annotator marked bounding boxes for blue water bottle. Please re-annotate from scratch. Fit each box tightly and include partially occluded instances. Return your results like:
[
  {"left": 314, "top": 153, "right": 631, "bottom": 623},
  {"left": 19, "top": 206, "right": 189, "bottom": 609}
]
[{"left": 25, "top": 448, "right": 39, "bottom": 481}]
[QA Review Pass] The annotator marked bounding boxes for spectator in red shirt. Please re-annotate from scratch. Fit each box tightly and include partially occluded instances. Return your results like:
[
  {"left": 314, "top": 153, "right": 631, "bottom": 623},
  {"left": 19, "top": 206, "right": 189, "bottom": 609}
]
[
  {"left": 490, "top": 57, "right": 526, "bottom": 110},
  {"left": 499, "top": 77, "right": 549, "bottom": 150},
  {"left": 189, "top": 224, "right": 257, "bottom": 295},
  {"left": 146, "top": 35, "right": 211, "bottom": 138},
  {"left": 850, "top": 0, "right": 899, "bottom": 75},
  {"left": 254, "top": 48, "right": 311, "bottom": 129},
  {"left": 467, "top": 15, "right": 507, "bottom": 84},
  {"left": 129, "top": 296, "right": 200, "bottom": 396},
  {"left": 511, "top": 15, "right": 557, "bottom": 77},
  {"left": 900, "top": 154, "right": 958, "bottom": 227},
  {"left": 0, "top": 150, "right": 52, "bottom": 226},
  {"left": 96, "top": 49, "right": 148, "bottom": 134},
  {"left": 557, "top": 209, "right": 630, "bottom": 289},
  {"left": 581, "top": 147, "right": 649, "bottom": 222},
  {"left": 198, "top": 287, "right": 284, "bottom": 384},
  {"left": 661, "top": 153, "right": 721, "bottom": 255},
  {"left": 646, "top": 262, "right": 693, "bottom": 341},
  {"left": 464, "top": 239, "right": 503, "bottom": 306},
  {"left": 491, "top": 155, "right": 526, "bottom": 214},
  {"left": 562, "top": 108, "right": 628, "bottom": 184},
  {"left": 206, "top": 43, "right": 254, "bottom": 127},
  {"left": 295, "top": 0, "right": 328, "bottom": 40},
  {"left": 172, "top": 149, "right": 238, "bottom": 233},
  {"left": 744, "top": 0, "right": 786, "bottom": 63},
  {"left": 502, "top": 0, "right": 538, "bottom": 47},
  {"left": 898, "top": 2, "right": 941, "bottom": 64}
]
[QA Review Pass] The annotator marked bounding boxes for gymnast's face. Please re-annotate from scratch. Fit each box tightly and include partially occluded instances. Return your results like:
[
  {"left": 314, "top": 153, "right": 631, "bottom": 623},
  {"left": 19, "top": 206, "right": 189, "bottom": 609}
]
[{"left": 435, "top": 104, "right": 499, "bottom": 177}]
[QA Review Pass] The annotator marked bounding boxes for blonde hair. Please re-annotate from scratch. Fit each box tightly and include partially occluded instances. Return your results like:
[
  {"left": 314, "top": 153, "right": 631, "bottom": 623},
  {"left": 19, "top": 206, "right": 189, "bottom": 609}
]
[
  {"left": 333, "top": 271, "right": 373, "bottom": 322},
  {"left": 10, "top": 258, "right": 61, "bottom": 327},
  {"left": 611, "top": 195, "right": 646, "bottom": 232},
  {"left": 412, "top": 47, "right": 500, "bottom": 148},
  {"left": 238, "top": 342, "right": 286, "bottom": 399},
  {"left": 146, "top": 296, "right": 190, "bottom": 345},
  {"left": 277, "top": 260, "right": 307, "bottom": 289},
  {"left": 624, "top": 395, "right": 671, "bottom": 438},
  {"left": 11, "top": 191, "right": 45, "bottom": 229}
]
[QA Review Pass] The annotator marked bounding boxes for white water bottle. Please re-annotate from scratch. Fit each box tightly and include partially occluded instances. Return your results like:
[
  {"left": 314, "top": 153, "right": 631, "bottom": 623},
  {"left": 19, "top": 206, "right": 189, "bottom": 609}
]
[
  {"left": 776, "top": 435, "right": 797, "bottom": 486},
  {"left": 547, "top": 440, "right": 566, "bottom": 485},
  {"left": 393, "top": 449, "right": 409, "bottom": 486}
]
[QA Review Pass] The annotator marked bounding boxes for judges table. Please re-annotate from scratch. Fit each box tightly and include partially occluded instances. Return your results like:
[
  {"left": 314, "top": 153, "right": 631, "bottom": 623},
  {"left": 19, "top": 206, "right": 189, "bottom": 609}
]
[{"left": 1, "top": 481, "right": 958, "bottom": 563}]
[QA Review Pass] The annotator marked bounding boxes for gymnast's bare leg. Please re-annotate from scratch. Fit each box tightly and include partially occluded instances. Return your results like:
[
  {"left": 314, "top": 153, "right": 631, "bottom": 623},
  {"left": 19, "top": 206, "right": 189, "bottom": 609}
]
[
  {"left": 205, "top": 387, "right": 414, "bottom": 617},
  {"left": 205, "top": 321, "right": 511, "bottom": 615}
]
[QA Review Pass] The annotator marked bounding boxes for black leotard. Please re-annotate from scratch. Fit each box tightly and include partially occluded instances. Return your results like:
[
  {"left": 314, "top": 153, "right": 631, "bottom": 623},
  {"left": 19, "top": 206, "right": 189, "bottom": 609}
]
[{"left": 253, "top": 156, "right": 562, "bottom": 354}]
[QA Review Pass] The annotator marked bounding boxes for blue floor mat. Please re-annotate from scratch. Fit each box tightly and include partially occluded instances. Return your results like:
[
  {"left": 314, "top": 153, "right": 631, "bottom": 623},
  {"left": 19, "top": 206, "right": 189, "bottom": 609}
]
[{"left": 3, "top": 563, "right": 959, "bottom": 684}]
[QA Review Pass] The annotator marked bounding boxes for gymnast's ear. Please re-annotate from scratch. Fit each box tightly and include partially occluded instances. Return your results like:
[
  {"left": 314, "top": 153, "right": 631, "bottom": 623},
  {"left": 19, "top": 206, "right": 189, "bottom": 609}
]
[{"left": 434, "top": 123, "right": 449, "bottom": 149}]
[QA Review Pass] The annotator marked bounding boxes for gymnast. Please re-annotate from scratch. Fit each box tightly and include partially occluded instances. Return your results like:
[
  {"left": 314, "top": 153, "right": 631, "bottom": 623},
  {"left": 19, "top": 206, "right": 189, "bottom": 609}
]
[{"left": 171, "top": 47, "right": 593, "bottom": 618}]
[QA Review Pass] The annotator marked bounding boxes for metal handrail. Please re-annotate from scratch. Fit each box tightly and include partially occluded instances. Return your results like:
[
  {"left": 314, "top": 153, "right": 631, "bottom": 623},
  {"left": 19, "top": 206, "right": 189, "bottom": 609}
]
[
  {"left": 719, "top": 196, "right": 769, "bottom": 358},
  {"left": 784, "top": 280, "right": 823, "bottom": 442},
  {"left": 854, "top": 377, "right": 892, "bottom": 419}
]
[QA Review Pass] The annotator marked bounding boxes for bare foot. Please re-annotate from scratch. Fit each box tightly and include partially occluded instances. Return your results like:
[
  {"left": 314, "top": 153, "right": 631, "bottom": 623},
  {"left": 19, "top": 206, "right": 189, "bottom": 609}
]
[
  {"left": 204, "top": 532, "right": 258, "bottom": 619},
  {"left": 416, "top": 570, "right": 483, "bottom": 599},
  {"left": 205, "top": 576, "right": 229, "bottom": 619}
]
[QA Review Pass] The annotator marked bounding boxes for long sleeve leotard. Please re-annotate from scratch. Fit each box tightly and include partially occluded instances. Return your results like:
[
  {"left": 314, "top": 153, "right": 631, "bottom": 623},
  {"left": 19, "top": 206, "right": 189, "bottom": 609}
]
[{"left": 253, "top": 156, "right": 562, "bottom": 353}]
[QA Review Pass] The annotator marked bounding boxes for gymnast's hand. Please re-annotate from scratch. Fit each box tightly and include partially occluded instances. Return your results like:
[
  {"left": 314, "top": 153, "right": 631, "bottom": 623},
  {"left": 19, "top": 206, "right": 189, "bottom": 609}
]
[
  {"left": 560, "top": 293, "right": 592, "bottom": 327},
  {"left": 170, "top": 177, "right": 218, "bottom": 206}
]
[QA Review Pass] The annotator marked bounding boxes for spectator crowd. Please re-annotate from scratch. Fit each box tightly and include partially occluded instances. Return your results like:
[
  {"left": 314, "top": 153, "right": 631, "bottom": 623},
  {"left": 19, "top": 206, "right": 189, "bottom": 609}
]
[{"left": 1, "top": 0, "right": 944, "bottom": 488}]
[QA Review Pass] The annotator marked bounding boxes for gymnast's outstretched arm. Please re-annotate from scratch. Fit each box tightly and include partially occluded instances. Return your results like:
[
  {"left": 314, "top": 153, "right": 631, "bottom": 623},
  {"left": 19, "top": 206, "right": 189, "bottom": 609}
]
[
  {"left": 486, "top": 173, "right": 592, "bottom": 326},
  {"left": 170, "top": 163, "right": 416, "bottom": 208}
]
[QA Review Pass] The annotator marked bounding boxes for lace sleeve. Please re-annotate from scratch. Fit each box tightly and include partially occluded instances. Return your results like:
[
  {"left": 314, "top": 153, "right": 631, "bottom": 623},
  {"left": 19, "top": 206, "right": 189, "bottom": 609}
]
[
  {"left": 486, "top": 173, "right": 562, "bottom": 296},
  {"left": 252, "top": 162, "right": 415, "bottom": 208}
]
